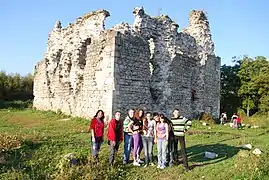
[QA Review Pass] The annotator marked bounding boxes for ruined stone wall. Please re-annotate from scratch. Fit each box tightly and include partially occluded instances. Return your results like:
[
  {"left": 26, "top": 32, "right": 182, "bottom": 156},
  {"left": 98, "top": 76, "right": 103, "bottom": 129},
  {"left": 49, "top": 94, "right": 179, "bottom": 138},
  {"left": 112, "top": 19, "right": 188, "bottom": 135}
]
[
  {"left": 131, "top": 7, "right": 221, "bottom": 118},
  {"left": 184, "top": 10, "right": 220, "bottom": 118},
  {"left": 34, "top": 10, "right": 116, "bottom": 121},
  {"left": 34, "top": 7, "right": 221, "bottom": 120},
  {"left": 112, "top": 32, "right": 152, "bottom": 114},
  {"left": 203, "top": 55, "right": 221, "bottom": 117}
]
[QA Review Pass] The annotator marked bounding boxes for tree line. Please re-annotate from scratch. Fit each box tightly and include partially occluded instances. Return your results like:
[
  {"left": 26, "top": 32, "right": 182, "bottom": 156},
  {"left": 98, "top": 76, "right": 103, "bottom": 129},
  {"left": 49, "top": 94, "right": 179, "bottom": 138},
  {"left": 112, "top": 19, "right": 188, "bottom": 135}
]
[
  {"left": 221, "top": 56, "right": 269, "bottom": 117},
  {"left": 0, "top": 71, "right": 33, "bottom": 101}
]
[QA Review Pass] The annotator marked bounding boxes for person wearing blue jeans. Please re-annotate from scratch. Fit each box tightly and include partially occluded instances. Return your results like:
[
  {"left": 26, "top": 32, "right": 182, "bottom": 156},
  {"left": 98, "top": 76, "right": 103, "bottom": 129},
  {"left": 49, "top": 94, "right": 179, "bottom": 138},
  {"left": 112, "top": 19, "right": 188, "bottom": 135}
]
[
  {"left": 122, "top": 109, "right": 135, "bottom": 164},
  {"left": 123, "top": 132, "right": 133, "bottom": 164},
  {"left": 155, "top": 114, "right": 169, "bottom": 169},
  {"left": 142, "top": 112, "right": 156, "bottom": 167}
]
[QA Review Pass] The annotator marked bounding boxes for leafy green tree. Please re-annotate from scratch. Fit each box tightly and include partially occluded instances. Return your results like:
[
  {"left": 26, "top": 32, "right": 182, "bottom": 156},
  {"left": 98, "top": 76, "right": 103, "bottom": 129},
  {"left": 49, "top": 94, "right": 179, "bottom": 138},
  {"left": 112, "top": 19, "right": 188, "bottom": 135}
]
[
  {"left": 0, "top": 71, "right": 33, "bottom": 101},
  {"left": 238, "top": 56, "right": 269, "bottom": 115},
  {"left": 220, "top": 63, "right": 241, "bottom": 117}
]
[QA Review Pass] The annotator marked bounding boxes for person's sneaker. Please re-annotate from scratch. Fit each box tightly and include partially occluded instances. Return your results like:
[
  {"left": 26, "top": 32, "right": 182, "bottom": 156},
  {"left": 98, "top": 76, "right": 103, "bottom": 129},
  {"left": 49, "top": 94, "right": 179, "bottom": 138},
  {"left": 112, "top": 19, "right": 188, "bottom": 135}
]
[
  {"left": 160, "top": 166, "right": 165, "bottom": 169},
  {"left": 133, "top": 161, "right": 140, "bottom": 166},
  {"left": 143, "top": 164, "right": 148, "bottom": 168},
  {"left": 138, "top": 159, "right": 144, "bottom": 164},
  {"left": 157, "top": 165, "right": 161, "bottom": 169},
  {"left": 149, "top": 162, "right": 155, "bottom": 166}
]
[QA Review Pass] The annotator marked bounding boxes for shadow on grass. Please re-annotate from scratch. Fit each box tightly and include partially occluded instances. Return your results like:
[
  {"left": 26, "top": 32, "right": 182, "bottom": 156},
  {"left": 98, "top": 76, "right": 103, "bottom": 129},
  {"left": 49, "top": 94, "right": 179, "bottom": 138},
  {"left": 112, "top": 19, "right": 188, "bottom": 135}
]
[
  {"left": 187, "top": 143, "right": 240, "bottom": 170},
  {"left": 0, "top": 139, "right": 43, "bottom": 174},
  {"left": 0, "top": 100, "right": 32, "bottom": 110}
]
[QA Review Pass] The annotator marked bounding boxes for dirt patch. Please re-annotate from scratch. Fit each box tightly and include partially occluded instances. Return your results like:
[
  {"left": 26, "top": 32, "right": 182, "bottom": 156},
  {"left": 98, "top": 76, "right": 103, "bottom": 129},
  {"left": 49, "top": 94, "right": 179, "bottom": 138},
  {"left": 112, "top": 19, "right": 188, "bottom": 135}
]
[{"left": 6, "top": 114, "right": 43, "bottom": 128}]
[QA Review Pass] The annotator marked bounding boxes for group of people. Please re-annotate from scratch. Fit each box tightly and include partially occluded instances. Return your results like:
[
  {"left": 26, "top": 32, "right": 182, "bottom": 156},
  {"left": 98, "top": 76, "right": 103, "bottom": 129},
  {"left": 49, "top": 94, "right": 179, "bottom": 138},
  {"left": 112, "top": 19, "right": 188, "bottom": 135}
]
[
  {"left": 220, "top": 112, "right": 242, "bottom": 129},
  {"left": 88, "top": 108, "right": 192, "bottom": 171}
]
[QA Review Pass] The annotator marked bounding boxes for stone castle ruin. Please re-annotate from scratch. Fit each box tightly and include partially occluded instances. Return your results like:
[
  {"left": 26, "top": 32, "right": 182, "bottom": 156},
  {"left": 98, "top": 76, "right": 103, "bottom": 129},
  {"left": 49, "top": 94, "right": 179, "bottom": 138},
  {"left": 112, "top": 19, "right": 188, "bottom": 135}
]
[{"left": 33, "top": 7, "right": 220, "bottom": 121}]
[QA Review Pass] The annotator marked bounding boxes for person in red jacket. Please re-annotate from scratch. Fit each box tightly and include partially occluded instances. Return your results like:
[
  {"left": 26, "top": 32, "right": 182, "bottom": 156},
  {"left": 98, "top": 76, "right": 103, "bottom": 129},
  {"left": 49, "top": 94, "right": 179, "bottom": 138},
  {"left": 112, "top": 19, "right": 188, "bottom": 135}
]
[
  {"left": 237, "top": 115, "right": 242, "bottom": 130},
  {"left": 88, "top": 110, "right": 105, "bottom": 158},
  {"left": 107, "top": 111, "right": 123, "bottom": 165}
]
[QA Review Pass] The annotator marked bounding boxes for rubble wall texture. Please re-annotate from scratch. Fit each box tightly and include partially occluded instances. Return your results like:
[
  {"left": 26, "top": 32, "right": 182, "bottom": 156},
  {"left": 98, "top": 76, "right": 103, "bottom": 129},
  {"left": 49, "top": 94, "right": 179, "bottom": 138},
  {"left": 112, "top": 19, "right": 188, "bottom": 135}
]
[{"left": 33, "top": 7, "right": 221, "bottom": 120}]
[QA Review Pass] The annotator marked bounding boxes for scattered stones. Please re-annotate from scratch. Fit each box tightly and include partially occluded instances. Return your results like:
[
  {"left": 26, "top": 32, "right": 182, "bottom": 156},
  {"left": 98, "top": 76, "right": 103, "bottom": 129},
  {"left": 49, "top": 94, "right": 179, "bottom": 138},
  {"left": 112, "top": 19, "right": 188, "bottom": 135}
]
[
  {"left": 57, "top": 153, "right": 78, "bottom": 172},
  {"left": 202, "top": 122, "right": 208, "bottom": 126},
  {"left": 252, "top": 148, "right": 262, "bottom": 156},
  {"left": 33, "top": 7, "right": 220, "bottom": 121},
  {"left": 63, "top": 153, "right": 78, "bottom": 165},
  {"left": 57, "top": 118, "right": 71, "bottom": 122},
  {"left": 204, "top": 151, "right": 218, "bottom": 159},
  {"left": 242, "top": 144, "right": 252, "bottom": 150}
]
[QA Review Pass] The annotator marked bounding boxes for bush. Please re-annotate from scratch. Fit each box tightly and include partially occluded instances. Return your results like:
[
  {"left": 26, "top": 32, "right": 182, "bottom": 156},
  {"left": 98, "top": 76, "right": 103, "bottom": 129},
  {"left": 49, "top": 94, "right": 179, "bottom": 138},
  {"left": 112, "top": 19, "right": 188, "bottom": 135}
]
[
  {"left": 199, "top": 112, "right": 216, "bottom": 124},
  {"left": 0, "top": 100, "right": 33, "bottom": 110}
]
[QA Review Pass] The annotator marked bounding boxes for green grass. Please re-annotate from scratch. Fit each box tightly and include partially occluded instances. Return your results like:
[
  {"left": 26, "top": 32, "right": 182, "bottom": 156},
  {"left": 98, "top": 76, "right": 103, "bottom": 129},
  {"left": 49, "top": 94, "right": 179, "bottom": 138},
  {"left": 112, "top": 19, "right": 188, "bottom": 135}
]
[{"left": 0, "top": 108, "right": 269, "bottom": 180}]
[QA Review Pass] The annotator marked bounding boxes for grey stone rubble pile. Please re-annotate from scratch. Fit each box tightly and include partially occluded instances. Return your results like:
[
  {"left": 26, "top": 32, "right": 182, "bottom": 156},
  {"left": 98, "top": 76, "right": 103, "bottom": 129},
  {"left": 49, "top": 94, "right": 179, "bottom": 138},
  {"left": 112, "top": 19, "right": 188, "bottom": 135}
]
[
  {"left": 241, "top": 144, "right": 262, "bottom": 156},
  {"left": 33, "top": 7, "right": 220, "bottom": 121}
]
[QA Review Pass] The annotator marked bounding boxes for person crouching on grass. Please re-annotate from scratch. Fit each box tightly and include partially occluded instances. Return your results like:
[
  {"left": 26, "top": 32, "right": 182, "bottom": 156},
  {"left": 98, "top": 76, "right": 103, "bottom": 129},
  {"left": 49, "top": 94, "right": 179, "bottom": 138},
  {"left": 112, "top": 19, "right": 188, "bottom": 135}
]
[
  {"left": 89, "top": 110, "right": 105, "bottom": 159},
  {"left": 107, "top": 111, "right": 123, "bottom": 165},
  {"left": 155, "top": 114, "right": 169, "bottom": 169}
]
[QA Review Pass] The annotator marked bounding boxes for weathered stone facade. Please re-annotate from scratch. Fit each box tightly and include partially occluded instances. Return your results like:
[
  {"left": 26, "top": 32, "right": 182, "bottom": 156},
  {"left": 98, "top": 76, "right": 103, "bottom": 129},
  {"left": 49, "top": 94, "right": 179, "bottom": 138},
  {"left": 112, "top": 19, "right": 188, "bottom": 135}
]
[{"left": 33, "top": 7, "right": 220, "bottom": 121}]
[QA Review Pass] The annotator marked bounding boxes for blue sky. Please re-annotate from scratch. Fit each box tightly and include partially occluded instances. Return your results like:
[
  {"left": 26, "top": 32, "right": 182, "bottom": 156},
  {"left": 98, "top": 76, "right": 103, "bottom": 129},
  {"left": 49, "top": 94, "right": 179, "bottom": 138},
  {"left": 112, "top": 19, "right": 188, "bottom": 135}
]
[{"left": 1, "top": 0, "right": 269, "bottom": 75}]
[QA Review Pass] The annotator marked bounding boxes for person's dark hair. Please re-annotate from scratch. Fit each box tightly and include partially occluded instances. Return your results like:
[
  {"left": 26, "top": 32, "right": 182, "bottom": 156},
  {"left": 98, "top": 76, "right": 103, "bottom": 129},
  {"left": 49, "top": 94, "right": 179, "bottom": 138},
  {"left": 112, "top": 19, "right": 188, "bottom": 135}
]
[
  {"left": 173, "top": 108, "right": 180, "bottom": 112},
  {"left": 145, "top": 112, "right": 151, "bottom": 116},
  {"left": 115, "top": 111, "right": 121, "bottom": 114},
  {"left": 159, "top": 113, "right": 168, "bottom": 123},
  {"left": 128, "top": 108, "right": 135, "bottom": 113},
  {"left": 152, "top": 112, "right": 159, "bottom": 117},
  {"left": 135, "top": 109, "right": 145, "bottom": 120},
  {"left": 94, "top": 110, "right": 105, "bottom": 122}
]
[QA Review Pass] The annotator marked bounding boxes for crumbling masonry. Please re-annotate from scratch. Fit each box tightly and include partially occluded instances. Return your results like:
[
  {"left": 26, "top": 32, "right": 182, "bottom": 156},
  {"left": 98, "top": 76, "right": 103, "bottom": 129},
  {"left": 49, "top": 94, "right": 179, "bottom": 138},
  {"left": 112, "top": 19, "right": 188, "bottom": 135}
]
[{"left": 33, "top": 7, "right": 221, "bottom": 121}]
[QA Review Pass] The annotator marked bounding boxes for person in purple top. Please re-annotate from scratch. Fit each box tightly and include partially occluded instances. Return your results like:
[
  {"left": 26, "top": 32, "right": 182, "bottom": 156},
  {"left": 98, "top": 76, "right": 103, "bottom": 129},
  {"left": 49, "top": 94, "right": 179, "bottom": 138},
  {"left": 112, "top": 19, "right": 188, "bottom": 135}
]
[{"left": 155, "top": 114, "right": 169, "bottom": 169}]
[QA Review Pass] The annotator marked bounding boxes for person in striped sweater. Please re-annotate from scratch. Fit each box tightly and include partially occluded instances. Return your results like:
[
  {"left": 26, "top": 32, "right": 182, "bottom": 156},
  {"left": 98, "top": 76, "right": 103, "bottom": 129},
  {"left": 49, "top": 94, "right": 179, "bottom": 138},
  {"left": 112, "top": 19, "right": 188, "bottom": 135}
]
[
  {"left": 170, "top": 109, "right": 191, "bottom": 171},
  {"left": 122, "top": 109, "right": 135, "bottom": 164}
]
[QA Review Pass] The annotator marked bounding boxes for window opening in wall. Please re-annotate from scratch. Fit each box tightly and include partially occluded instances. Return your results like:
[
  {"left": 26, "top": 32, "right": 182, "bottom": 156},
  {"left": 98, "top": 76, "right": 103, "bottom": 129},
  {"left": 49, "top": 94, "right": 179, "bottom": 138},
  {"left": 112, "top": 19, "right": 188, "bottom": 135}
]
[{"left": 191, "top": 88, "right": 196, "bottom": 101}]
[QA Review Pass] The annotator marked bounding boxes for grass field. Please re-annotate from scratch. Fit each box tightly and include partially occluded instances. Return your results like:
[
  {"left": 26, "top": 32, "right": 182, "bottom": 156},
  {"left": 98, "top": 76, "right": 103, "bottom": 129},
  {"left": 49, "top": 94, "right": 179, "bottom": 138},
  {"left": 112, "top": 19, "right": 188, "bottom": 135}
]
[{"left": 0, "top": 107, "right": 269, "bottom": 180}]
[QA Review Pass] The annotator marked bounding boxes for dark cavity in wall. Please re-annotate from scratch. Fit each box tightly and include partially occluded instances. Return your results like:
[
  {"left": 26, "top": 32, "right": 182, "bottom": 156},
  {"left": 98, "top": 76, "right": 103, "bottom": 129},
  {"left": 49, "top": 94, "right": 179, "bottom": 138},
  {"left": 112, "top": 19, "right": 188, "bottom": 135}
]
[{"left": 78, "top": 38, "right": 91, "bottom": 68}]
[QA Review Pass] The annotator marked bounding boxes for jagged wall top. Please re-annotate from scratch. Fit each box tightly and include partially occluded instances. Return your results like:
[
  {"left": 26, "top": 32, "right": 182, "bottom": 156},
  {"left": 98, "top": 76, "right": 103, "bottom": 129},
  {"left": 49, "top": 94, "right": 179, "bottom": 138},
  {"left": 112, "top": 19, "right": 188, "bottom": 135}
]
[
  {"left": 54, "top": 10, "right": 110, "bottom": 31},
  {"left": 47, "top": 7, "right": 215, "bottom": 60},
  {"left": 188, "top": 10, "right": 209, "bottom": 26}
]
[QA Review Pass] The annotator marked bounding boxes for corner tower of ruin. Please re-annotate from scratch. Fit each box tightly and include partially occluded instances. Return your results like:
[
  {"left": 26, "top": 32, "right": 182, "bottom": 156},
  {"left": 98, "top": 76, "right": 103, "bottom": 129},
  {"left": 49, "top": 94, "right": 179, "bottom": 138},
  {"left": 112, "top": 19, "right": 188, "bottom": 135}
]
[{"left": 33, "top": 7, "right": 220, "bottom": 121}]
